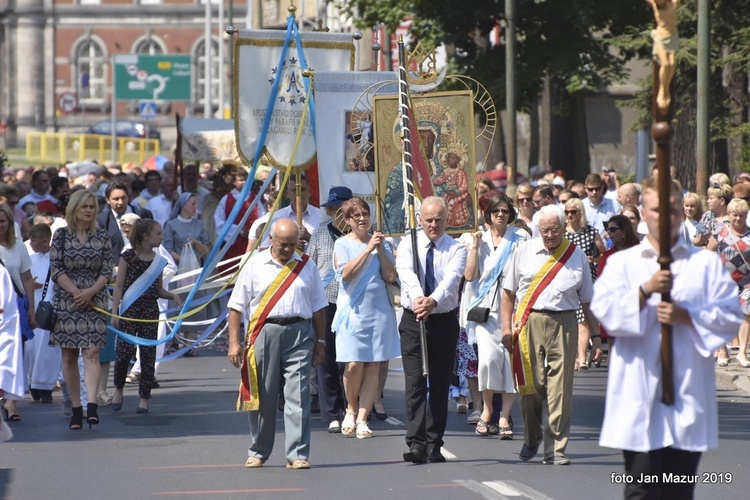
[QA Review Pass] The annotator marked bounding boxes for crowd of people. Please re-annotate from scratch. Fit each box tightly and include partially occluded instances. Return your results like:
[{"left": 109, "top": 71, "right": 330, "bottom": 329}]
[
  {"left": 0, "top": 159, "right": 745, "bottom": 498},
  {"left": 0, "top": 160, "right": 247, "bottom": 428}
]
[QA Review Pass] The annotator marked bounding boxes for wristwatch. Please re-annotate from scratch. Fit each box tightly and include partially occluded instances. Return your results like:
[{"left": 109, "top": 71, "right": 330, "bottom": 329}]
[
  {"left": 316, "top": 338, "right": 326, "bottom": 346},
  {"left": 639, "top": 283, "right": 652, "bottom": 299}
]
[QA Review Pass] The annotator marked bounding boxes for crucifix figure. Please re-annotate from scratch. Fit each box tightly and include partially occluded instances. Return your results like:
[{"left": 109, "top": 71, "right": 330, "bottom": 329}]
[{"left": 647, "top": 0, "right": 679, "bottom": 112}]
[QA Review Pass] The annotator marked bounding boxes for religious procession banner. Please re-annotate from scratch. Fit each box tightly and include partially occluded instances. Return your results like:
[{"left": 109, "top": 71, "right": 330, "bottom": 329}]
[
  {"left": 233, "top": 29, "right": 354, "bottom": 170},
  {"left": 313, "top": 71, "right": 397, "bottom": 215},
  {"left": 373, "top": 90, "right": 477, "bottom": 236},
  {"left": 180, "top": 118, "right": 239, "bottom": 163}
]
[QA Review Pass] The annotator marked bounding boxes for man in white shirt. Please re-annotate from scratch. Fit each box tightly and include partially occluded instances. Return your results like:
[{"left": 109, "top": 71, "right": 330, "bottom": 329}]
[
  {"left": 213, "top": 167, "right": 259, "bottom": 270},
  {"left": 227, "top": 219, "right": 327, "bottom": 470},
  {"left": 591, "top": 178, "right": 742, "bottom": 499},
  {"left": 582, "top": 173, "right": 621, "bottom": 237},
  {"left": 261, "top": 176, "right": 320, "bottom": 250},
  {"left": 146, "top": 175, "right": 177, "bottom": 227},
  {"left": 501, "top": 205, "right": 601, "bottom": 466},
  {"left": 397, "top": 197, "right": 467, "bottom": 464},
  {"left": 602, "top": 166, "right": 621, "bottom": 203},
  {"left": 135, "top": 171, "right": 162, "bottom": 208}
]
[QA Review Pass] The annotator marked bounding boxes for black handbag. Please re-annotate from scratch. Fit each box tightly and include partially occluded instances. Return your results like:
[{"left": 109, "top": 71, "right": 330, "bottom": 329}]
[
  {"left": 466, "top": 275, "right": 501, "bottom": 324},
  {"left": 466, "top": 305, "right": 490, "bottom": 323},
  {"left": 34, "top": 234, "right": 63, "bottom": 331},
  {"left": 36, "top": 268, "right": 55, "bottom": 330}
]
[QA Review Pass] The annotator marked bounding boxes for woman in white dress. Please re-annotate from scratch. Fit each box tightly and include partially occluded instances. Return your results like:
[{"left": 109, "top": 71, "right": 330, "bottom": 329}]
[{"left": 463, "top": 193, "right": 528, "bottom": 439}]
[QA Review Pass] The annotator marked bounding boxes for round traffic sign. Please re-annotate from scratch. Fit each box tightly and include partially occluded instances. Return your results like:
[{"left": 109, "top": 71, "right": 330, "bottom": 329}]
[{"left": 57, "top": 92, "right": 78, "bottom": 114}]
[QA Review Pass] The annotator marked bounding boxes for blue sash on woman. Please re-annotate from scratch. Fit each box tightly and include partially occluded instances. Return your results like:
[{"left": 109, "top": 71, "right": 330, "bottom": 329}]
[
  {"left": 120, "top": 255, "right": 167, "bottom": 315},
  {"left": 467, "top": 228, "right": 522, "bottom": 311},
  {"left": 113, "top": 255, "right": 167, "bottom": 347},
  {"left": 331, "top": 251, "right": 379, "bottom": 335},
  {"left": 321, "top": 268, "right": 336, "bottom": 289}
]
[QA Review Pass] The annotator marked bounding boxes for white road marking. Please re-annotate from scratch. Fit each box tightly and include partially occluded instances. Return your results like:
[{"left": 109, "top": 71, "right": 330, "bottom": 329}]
[
  {"left": 385, "top": 416, "right": 403, "bottom": 426},
  {"left": 493, "top": 480, "right": 555, "bottom": 500},
  {"left": 453, "top": 479, "right": 555, "bottom": 500},
  {"left": 441, "top": 448, "right": 457, "bottom": 460},
  {"left": 483, "top": 481, "right": 523, "bottom": 497}
]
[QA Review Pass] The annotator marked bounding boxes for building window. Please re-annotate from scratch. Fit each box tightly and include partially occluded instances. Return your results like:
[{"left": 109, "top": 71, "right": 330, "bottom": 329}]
[
  {"left": 132, "top": 37, "right": 166, "bottom": 55},
  {"left": 194, "top": 38, "right": 220, "bottom": 107},
  {"left": 74, "top": 38, "right": 107, "bottom": 102}
]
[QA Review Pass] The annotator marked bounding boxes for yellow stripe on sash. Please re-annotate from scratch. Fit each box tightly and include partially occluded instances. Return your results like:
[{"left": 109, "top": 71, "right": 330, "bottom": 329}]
[
  {"left": 513, "top": 239, "right": 573, "bottom": 395},
  {"left": 237, "top": 258, "right": 302, "bottom": 412}
]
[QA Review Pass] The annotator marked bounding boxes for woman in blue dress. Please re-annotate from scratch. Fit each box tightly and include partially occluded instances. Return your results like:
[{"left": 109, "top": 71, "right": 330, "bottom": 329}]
[{"left": 332, "top": 197, "right": 400, "bottom": 439}]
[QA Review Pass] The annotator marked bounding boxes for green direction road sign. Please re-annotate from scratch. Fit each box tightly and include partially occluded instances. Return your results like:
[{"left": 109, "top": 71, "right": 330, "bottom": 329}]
[{"left": 114, "top": 54, "right": 191, "bottom": 101}]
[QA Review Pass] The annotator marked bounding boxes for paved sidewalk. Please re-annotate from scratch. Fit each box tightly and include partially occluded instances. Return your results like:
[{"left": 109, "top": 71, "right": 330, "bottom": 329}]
[{"left": 715, "top": 348, "right": 750, "bottom": 393}]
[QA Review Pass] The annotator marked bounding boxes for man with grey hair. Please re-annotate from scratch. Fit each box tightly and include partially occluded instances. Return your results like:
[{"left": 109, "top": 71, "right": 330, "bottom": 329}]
[
  {"left": 501, "top": 204, "right": 601, "bottom": 465},
  {"left": 227, "top": 218, "right": 327, "bottom": 469},
  {"left": 397, "top": 196, "right": 467, "bottom": 464}
]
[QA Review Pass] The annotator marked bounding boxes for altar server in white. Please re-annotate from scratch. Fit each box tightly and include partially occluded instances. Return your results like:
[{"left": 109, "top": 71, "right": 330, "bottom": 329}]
[
  {"left": 591, "top": 177, "right": 742, "bottom": 500},
  {"left": 24, "top": 223, "right": 62, "bottom": 403},
  {"left": 0, "top": 264, "right": 25, "bottom": 415}
]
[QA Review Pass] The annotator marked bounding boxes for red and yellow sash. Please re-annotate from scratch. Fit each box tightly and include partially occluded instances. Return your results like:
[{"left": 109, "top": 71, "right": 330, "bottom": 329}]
[
  {"left": 237, "top": 254, "right": 309, "bottom": 411},
  {"left": 512, "top": 239, "right": 576, "bottom": 395}
]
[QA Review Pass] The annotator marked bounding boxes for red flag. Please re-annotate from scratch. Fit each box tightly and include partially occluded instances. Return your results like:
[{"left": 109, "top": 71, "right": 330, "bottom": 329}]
[{"left": 406, "top": 105, "right": 434, "bottom": 200}]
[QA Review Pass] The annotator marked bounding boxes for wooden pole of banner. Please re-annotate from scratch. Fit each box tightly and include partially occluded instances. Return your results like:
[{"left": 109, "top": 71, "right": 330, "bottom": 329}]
[
  {"left": 648, "top": 0, "right": 678, "bottom": 406},
  {"left": 398, "top": 37, "right": 429, "bottom": 377}
]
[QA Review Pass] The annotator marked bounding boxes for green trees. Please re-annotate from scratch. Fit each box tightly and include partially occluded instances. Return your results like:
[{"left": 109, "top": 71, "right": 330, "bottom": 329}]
[
  {"left": 342, "top": 0, "right": 648, "bottom": 174},
  {"left": 612, "top": 0, "right": 750, "bottom": 188},
  {"left": 343, "top": 0, "right": 647, "bottom": 109},
  {"left": 341, "top": 0, "right": 750, "bottom": 184}
]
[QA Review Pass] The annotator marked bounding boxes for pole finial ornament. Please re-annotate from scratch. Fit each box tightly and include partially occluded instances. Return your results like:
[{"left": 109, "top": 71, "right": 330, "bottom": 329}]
[{"left": 647, "top": 0, "right": 679, "bottom": 115}]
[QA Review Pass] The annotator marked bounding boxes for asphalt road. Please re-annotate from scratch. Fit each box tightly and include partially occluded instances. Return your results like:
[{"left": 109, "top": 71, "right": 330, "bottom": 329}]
[{"left": 2, "top": 350, "right": 749, "bottom": 500}]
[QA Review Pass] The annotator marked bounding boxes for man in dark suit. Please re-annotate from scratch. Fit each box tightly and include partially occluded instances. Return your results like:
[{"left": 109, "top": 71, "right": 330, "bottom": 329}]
[
  {"left": 396, "top": 196, "right": 467, "bottom": 464},
  {"left": 96, "top": 181, "right": 153, "bottom": 265}
]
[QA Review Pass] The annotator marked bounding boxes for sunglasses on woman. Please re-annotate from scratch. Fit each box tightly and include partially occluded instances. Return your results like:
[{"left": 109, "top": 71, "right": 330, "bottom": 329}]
[
  {"left": 564, "top": 210, "right": 579, "bottom": 216},
  {"left": 490, "top": 208, "right": 511, "bottom": 216},
  {"left": 607, "top": 226, "right": 622, "bottom": 232}
]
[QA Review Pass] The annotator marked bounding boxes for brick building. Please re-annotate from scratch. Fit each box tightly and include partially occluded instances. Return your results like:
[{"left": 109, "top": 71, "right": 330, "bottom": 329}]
[{"left": 0, "top": 0, "right": 355, "bottom": 148}]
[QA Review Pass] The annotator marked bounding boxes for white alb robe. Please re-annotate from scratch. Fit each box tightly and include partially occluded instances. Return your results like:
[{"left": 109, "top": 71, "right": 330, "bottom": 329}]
[
  {"left": 0, "top": 265, "right": 24, "bottom": 400},
  {"left": 23, "top": 248, "right": 62, "bottom": 390},
  {"left": 591, "top": 238, "right": 742, "bottom": 452}
]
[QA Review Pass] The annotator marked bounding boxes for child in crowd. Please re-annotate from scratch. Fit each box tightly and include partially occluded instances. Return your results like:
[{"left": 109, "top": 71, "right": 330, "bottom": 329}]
[
  {"left": 111, "top": 219, "right": 181, "bottom": 413},
  {"left": 24, "top": 223, "right": 61, "bottom": 403}
]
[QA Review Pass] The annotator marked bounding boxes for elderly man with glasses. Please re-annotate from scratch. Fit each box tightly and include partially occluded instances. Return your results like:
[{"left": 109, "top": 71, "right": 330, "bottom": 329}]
[
  {"left": 501, "top": 205, "right": 601, "bottom": 465},
  {"left": 582, "top": 173, "right": 621, "bottom": 238}
]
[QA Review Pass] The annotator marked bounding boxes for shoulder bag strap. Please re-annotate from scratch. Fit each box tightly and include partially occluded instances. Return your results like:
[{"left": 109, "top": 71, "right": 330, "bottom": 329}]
[
  {"left": 40, "top": 267, "right": 51, "bottom": 300},
  {"left": 41, "top": 231, "right": 63, "bottom": 299}
]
